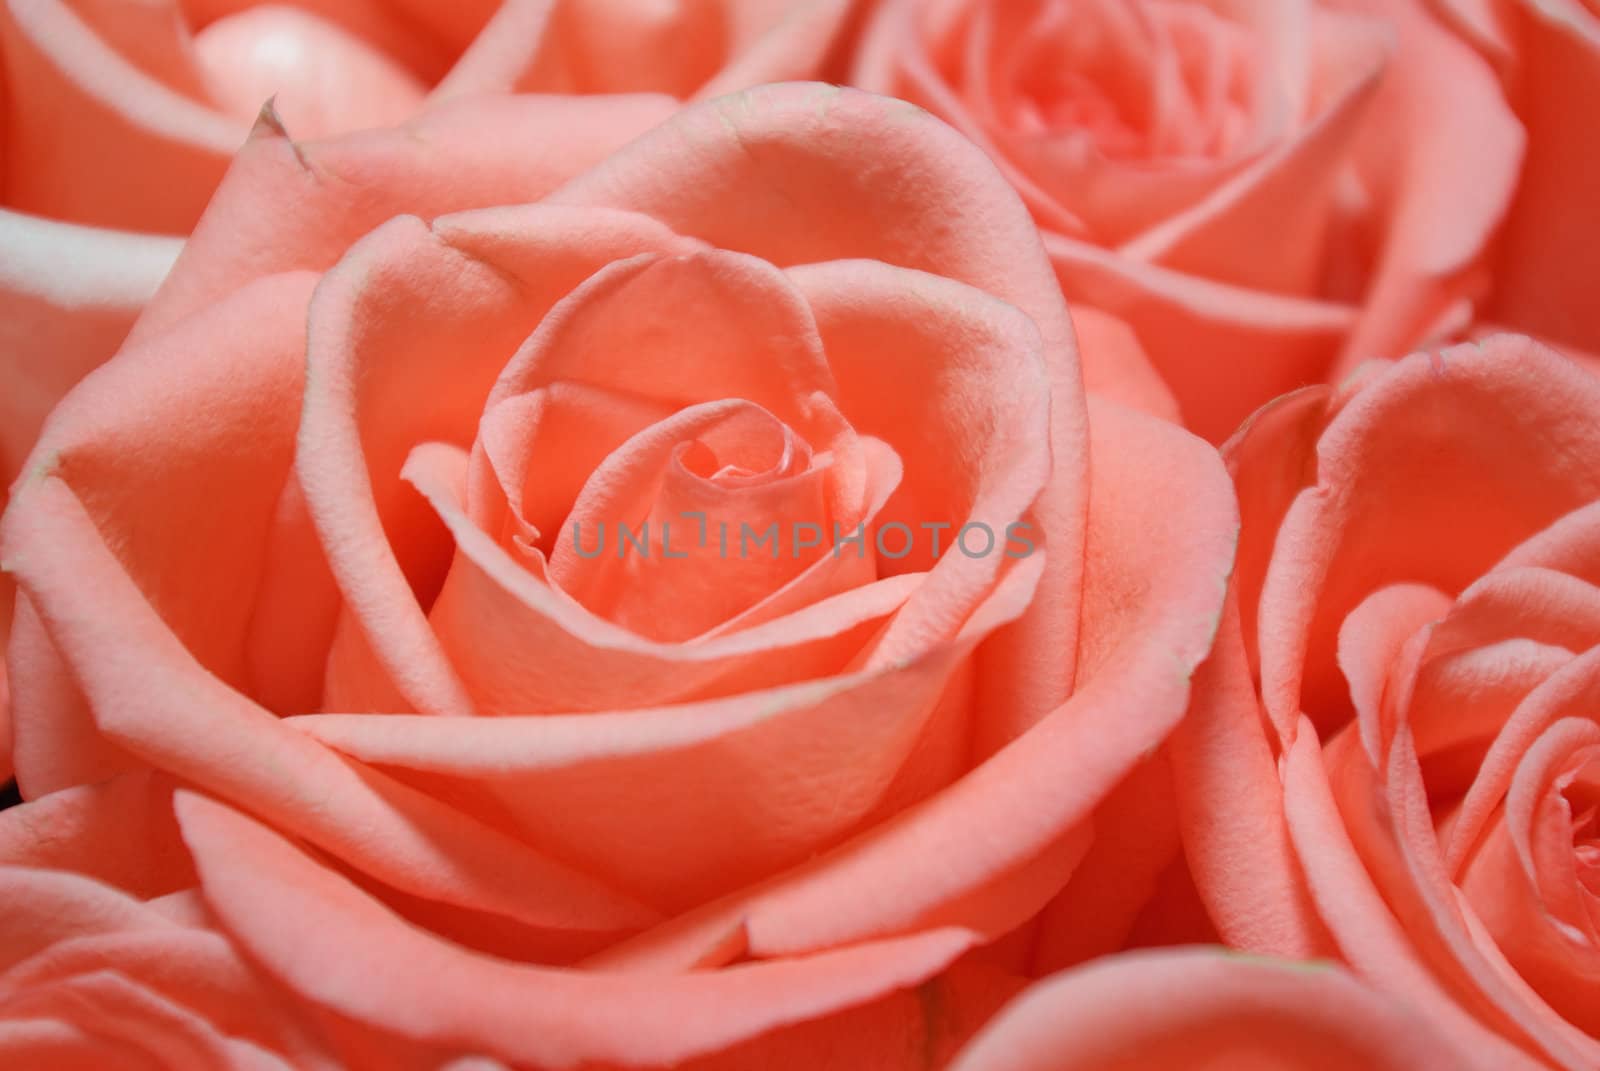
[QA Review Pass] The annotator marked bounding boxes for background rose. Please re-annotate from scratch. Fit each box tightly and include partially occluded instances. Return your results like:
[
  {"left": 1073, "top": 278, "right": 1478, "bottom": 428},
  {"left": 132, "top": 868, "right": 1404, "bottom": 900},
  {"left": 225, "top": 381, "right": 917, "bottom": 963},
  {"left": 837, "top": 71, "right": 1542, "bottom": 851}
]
[
  {"left": 0, "top": 84, "right": 1237, "bottom": 1066},
  {"left": 1174, "top": 336, "right": 1600, "bottom": 1068},
  {"left": 2, "top": 0, "right": 860, "bottom": 232},
  {"left": 0, "top": 0, "right": 858, "bottom": 435},
  {"left": 850, "top": 0, "right": 1525, "bottom": 441},
  {"left": 1429, "top": 0, "right": 1600, "bottom": 355}
]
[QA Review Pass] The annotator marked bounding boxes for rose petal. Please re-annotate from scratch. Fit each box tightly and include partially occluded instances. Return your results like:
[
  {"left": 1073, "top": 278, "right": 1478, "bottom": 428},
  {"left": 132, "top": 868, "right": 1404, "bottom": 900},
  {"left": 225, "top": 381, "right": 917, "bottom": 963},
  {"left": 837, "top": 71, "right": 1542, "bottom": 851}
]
[
  {"left": 1331, "top": 0, "right": 1524, "bottom": 369},
  {"left": 947, "top": 948, "right": 1516, "bottom": 1071},
  {"left": 175, "top": 790, "right": 980, "bottom": 1070},
  {"left": 1068, "top": 306, "right": 1182, "bottom": 422},
  {"left": 549, "top": 85, "right": 1092, "bottom": 705},
  {"left": 1171, "top": 591, "right": 1334, "bottom": 959},
  {"left": 130, "top": 93, "right": 680, "bottom": 342},
  {"left": 1485, "top": 0, "right": 1600, "bottom": 352},
  {"left": 1045, "top": 231, "right": 1354, "bottom": 441},
  {"left": 3, "top": 477, "right": 662, "bottom": 935},
  {"left": 0, "top": 209, "right": 182, "bottom": 489},
  {"left": 1281, "top": 716, "right": 1567, "bottom": 1067},
  {"left": 0, "top": 0, "right": 238, "bottom": 230},
  {"left": 3, "top": 269, "right": 321, "bottom": 794}
]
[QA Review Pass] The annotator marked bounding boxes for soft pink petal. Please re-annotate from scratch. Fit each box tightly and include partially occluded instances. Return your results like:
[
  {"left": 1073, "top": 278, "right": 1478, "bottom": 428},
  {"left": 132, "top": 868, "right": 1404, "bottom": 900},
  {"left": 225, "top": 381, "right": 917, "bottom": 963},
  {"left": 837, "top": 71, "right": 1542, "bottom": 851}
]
[
  {"left": 130, "top": 92, "right": 680, "bottom": 342},
  {"left": 3, "top": 270, "right": 320, "bottom": 794},
  {"left": 0, "top": 0, "right": 237, "bottom": 230},
  {"left": 1172, "top": 591, "right": 1334, "bottom": 959},
  {"left": 1485, "top": 0, "right": 1600, "bottom": 351},
  {"left": 176, "top": 790, "right": 980, "bottom": 1070},
  {"left": 948, "top": 948, "right": 1513, "bottom": 1071}
]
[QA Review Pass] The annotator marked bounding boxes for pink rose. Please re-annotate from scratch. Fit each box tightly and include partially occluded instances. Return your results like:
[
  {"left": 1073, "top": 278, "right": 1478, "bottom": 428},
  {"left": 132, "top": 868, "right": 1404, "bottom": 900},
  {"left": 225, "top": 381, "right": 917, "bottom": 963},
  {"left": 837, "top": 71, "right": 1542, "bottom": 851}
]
[
  {"left": 1177, "top": 335, "right": 1600, "bottom": 1067},
  {"left": 850, "top": 0, "right": 1526, "bottom": 440},
  {"left": 0, "top": 85, "right": 1237, "bottom": 1066}
]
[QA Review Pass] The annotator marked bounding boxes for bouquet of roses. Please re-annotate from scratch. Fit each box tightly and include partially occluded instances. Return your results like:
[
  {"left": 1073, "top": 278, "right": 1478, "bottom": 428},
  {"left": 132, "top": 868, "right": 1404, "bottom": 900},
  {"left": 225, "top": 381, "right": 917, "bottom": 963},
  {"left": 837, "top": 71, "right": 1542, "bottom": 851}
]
[{"left": 1, "top": 1, "right": 1597, "bottom": 1067}]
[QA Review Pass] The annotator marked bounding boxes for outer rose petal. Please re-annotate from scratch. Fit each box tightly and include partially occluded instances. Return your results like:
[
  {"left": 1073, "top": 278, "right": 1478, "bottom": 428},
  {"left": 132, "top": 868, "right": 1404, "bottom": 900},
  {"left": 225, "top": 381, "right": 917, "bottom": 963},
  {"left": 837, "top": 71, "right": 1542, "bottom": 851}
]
[
  {"left": 130, "top": 93, "right": 680, "bottom": 344},
  {"left": 5, "top": 270, "right": 323, "bottom": 796},
  {"left": 4, "top": 474, "right": 664, "bottom": 938},
  {"left": 1327, "top": 0, "right": 1525, "bottom": 372},
  {"left": 1482, "top": 0, "right": 1600, "bottom": 351},
  {"left": 0, "top": 208, "right": 178, "bottom": 784},
  {"left": 174, "top": 790, "right": 983, "bottom": 1070},
  {"left": 947, "top": 949, "right": 1514, "bottom": 1071},
  {"left": 1171, "top": 590, "right": 1334, "bottom": 960},
  {"left": 1044, "top": 233, "right": 1356, "bottom": 442}
]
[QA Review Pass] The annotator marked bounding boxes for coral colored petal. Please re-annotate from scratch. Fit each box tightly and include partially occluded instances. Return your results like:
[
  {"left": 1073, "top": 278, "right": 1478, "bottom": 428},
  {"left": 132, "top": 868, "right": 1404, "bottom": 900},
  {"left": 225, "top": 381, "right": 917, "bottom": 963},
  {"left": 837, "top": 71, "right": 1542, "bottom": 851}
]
[
  {"left": 176, "top": 791, "right": 979, "bottom": 1070},
  {"left": 948, "top": 949, "right": 1515, "bottom": 1071},
  {"left": 132, "top": 93, "right": 680, "bottom": 342}
]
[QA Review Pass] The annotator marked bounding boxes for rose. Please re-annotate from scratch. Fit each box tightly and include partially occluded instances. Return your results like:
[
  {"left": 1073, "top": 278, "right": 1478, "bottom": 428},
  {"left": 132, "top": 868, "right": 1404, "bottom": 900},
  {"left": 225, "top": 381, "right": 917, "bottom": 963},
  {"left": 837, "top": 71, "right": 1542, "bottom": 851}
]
[
  {"left": 947, "top": 949, "right": 1502, "bottom": 1070},
  {"left": 0, "top": 0, "right": 861, "bottom": 747},
  {"left": 1429, "top": 0, "right": 1600, "bottom": 354},
  {"left": 849, "top": 0, "right": 1525, "bottom": 440},
  {"left": 1174, "top": 335, "right": 1600, "bottom": 1067},
  {"left": 0, "top": 84, "right": 1237, "bottom": 1066}
]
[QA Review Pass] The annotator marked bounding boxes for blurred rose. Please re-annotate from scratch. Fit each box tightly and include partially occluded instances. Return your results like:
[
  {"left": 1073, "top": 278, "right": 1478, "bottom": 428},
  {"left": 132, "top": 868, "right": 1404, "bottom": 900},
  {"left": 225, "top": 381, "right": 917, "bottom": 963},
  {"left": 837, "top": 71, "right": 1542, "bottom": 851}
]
[
  {"left": 851, "top": 0, "right": 1526, "bottom": 440},
  {"left": 3, "top": 0, "right": 859, "bottom": 232},
  {"left": 1176, "top": 335, "right": 1600, "bottom": 1068},
  {"left": 0, "top": 85, "right": 1236, "bottom": 1066},
  {"left": 1430, "top": 0, "right": 1600, "bottom": 355}
]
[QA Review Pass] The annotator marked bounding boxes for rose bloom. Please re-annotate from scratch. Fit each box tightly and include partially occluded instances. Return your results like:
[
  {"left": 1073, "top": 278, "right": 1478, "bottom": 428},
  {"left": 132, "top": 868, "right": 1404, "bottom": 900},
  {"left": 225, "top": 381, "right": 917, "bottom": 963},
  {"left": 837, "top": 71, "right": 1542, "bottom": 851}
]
[
  {"left": 1429, "top": 0, "right": 1600, "bottom": 355},
  {"left": 850, "top": 0, "right": 1529, "bottom": 441},
  {"left": 1174, "top": 336, "right": 1600, "bottom": 1068},
  {"left": 0, "top": 84, "right": 1237, "bottom": 1067},
  {"left": 0, "top": 0, "right": 860, "bottom": 727}
]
